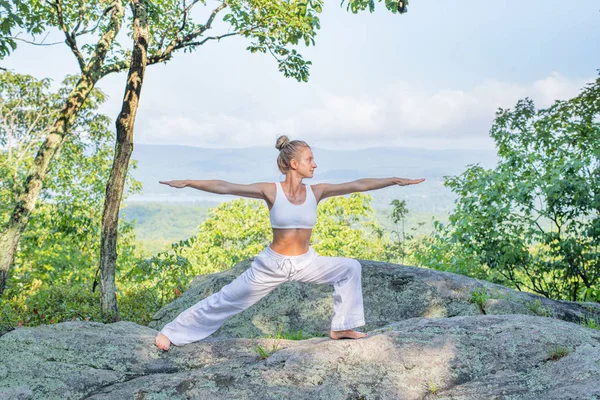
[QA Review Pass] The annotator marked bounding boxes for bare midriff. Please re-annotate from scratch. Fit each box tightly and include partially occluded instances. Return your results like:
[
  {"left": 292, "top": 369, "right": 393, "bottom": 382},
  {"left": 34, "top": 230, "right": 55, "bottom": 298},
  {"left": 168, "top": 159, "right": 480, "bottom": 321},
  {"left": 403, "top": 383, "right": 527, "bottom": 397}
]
[{"left": 270, "top": 228, "right": 312, "bottom": 255}]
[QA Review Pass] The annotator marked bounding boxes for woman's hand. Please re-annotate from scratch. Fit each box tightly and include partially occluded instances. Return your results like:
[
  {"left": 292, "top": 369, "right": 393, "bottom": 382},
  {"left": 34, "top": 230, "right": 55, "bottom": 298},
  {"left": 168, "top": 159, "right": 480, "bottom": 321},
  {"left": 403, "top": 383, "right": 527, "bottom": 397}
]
[
  {"left": 159, "top": 180, "right": 188, "bottom": 188},
  {"left": 393, "top": 177, "right": 426, "bottom": 186}
]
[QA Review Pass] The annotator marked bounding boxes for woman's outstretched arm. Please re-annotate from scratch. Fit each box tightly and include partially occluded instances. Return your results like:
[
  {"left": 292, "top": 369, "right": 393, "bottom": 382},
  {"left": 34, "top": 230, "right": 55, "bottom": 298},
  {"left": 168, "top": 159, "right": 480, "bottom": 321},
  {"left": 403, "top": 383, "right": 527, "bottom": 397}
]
[
  {"left": 312, "top": 177, "right": 425, "bottom": 202},
  {"left": 159, "top": 180, "right": 272, "bottom": 200}
]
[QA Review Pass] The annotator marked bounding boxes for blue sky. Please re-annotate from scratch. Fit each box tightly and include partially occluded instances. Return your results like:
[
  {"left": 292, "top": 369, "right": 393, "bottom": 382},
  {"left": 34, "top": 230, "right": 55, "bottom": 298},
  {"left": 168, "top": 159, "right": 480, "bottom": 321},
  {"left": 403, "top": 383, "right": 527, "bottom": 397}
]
[{"left": 4, "top": 0, "right": 599, "bottom": 150}]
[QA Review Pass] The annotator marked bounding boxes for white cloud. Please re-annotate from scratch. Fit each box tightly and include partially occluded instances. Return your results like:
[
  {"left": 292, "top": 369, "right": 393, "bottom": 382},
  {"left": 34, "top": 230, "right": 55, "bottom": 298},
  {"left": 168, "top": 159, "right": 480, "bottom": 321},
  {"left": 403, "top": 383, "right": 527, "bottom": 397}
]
[
  {"left": 136, "top": 72, "right": 590, "bottom": 150},
  {"left": 297, "top": 72, "right": 589, "bottom": 148},
  {"left": 137, "top": 114, "right": 298, "bottom": 148}
]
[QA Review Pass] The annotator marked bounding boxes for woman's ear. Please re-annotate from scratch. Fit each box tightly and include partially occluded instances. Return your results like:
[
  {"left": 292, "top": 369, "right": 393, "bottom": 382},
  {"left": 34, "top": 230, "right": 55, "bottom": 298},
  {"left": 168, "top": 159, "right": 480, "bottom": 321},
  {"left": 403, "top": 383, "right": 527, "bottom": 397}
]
[{"left": 290, "top": 158, "right": 298, "bottom": 170}]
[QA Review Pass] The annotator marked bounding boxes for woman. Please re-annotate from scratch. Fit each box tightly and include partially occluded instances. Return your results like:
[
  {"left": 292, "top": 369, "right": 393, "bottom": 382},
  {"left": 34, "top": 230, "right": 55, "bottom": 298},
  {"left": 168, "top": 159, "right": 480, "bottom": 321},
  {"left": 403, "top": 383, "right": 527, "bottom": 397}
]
[{"left": 155, "top": 136, "right": 425, "bottom": 351}]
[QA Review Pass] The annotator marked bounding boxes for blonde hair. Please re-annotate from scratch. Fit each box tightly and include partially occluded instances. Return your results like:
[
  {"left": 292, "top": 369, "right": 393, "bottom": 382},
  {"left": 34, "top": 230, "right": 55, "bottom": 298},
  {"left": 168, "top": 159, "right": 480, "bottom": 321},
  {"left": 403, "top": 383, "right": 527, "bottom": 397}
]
[{"left": 275, "top": 135, "right": 310, "bottom": 174}]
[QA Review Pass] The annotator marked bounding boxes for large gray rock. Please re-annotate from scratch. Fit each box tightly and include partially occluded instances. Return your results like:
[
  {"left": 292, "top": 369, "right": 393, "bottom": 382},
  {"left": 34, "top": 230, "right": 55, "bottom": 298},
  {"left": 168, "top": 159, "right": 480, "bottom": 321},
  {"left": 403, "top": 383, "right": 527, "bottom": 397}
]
[
  {"left": 149, "top": 259, "right": 600, "bottom": 338},
  {"left": 1, "top": 315, "right": 599, "bottom": 399}
]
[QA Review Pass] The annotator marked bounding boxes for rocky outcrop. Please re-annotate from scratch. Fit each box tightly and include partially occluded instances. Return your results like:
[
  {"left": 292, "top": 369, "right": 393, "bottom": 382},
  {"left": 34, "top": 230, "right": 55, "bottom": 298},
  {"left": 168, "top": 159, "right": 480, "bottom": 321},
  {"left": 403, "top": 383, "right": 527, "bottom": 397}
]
[
  {"left": 1, "top": 315, "right": 599, "bottom": 399},
  {"left": 149, "top": 258, "right": 600, "bottom": 338},
  {"left": 2, "top": 259, "right": 599, "bottom": 399}
]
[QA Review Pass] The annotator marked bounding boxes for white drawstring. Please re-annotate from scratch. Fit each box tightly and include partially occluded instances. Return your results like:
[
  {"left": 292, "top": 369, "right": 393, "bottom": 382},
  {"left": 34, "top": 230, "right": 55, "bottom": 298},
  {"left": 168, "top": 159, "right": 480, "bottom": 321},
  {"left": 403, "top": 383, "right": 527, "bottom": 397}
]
[{"left": 277, "top": 258, "right": 297, "bottom": 277}]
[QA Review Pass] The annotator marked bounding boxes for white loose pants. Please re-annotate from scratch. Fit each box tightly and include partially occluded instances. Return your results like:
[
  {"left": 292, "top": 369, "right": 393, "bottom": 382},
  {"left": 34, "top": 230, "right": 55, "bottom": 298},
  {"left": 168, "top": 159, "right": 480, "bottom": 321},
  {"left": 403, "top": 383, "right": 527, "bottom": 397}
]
[{"left": 160, "top": 245, "right": 365, "bottom": 346}]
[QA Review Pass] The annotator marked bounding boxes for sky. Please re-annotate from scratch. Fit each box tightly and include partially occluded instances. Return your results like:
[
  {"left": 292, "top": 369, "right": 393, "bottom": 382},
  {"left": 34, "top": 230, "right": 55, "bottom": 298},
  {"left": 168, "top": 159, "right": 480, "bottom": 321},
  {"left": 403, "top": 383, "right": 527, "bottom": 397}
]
[{"left": 4, "top": 0, "right": 600, "bottom": 150}]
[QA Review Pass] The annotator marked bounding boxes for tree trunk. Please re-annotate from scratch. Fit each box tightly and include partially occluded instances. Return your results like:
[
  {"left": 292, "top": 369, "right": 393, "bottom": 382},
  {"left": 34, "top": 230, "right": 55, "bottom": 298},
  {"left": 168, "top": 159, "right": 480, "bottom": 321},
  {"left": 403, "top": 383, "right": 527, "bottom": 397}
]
[
  {"left": 0, "top": 1, "right": 125, "bottom": 297},
  {"left": 0, "top": 75, "right": 95, "bottom": 296},
  {"left": 100, "top": 0, "right": 149, "bottom": 321}
]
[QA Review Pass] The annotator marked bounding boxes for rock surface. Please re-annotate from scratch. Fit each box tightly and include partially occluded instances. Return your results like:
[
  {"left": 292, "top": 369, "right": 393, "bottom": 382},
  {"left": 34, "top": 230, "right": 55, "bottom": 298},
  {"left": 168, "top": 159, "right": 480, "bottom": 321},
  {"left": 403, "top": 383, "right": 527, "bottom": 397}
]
[
  {"left": 2, "top": 260, "right": 600, "bottom": 399},
  {"left": 149, "top": 259, "right": 600, "bottom": 338},
  {"left": 1, "top": 316, "right": 599, "bottom": 399}
]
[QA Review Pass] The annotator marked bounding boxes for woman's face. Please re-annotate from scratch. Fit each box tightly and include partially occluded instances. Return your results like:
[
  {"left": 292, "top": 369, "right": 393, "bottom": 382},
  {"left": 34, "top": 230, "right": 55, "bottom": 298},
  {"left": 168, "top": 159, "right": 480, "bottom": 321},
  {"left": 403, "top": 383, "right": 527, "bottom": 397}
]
[{"left": 293, "top": 147, "right": 317, "bottom": 178}]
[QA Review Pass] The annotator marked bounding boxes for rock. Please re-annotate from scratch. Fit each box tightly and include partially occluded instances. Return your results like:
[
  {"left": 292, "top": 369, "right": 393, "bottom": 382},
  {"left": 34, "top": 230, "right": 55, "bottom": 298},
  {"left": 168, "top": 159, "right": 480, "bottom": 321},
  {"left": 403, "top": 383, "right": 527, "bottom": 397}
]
[
  {"left": 148, "top": 259, "right": 600, "bottom": 338},
  {"left": 3, "top": 259, "right": 599, "bottom": 399},
  {"left": 482, "top": 299, "right": 537, "bottom": 316},
  {"left": 1, "top": 315, "right": 599, "bottom": 399}
]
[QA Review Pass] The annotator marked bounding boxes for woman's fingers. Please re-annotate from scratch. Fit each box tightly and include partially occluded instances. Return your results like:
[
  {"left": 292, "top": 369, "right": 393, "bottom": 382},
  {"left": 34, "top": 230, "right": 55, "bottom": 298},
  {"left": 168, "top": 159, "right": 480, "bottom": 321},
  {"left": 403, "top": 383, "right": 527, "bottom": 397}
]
[
  {"left": 159, "top": 180, "right": 187, "bottom": 188},
  {"left": 397, "top": 178, "right": 426, "bottom": 186}
]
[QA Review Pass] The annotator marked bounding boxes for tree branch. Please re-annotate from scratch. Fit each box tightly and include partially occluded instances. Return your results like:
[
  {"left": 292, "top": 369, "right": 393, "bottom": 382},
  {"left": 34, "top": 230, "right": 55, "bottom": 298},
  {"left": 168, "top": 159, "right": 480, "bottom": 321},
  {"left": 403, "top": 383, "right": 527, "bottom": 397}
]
[
  {"left": 51, "top": 0, "right": 86, "bottom": 71},
  {"left": 158, "top": 2, "right": 228, "bottom": 58},
  {"left": 99, "top": 2, "right": 261, "bottom": 76},
  {"left": 75, "top": 5, "right": 114, "bottom": 36},
  {"left": 72, "top": 0, "right": 86, "bottom": 35},
  {"left": 176, "top": 32, "right": 239, "bottom": 49},
  {"left": 84, "top": 0, "right": 125, "bottom": 78},
  {"left": 10, "top": 32, "right": 63, "bottom": 46}
]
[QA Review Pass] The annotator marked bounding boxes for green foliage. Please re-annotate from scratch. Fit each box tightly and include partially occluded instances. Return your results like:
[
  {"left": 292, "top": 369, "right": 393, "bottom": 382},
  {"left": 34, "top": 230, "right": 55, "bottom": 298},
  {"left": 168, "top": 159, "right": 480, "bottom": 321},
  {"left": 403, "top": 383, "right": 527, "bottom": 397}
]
[
  {"left": 8, "top": 282, "right": 105, "bottom": 324},
  {"left": 184, "top": 198, "right": 272, "bottom": 274},
  {"left": 470, "top": 287, "right": 489, "bottom": 312},
  {"left": 11, "top": 0, "right": 408, "bottom": 83},
  {"left": 120, "top": 202, "right": 212, "bottom": 254},
  {"left": 579, "top": 315, "right": 600, "bottom": 330},
  {"left": 0, "top": 0, "right": 45, "bottom": 59},
  {"left": 121, "top": 237, "right": 194, "bottom": 308},
  {"left": 578, "top": 285, "right": 600, "bottom": 303},
  {"left": 527, "top": 299, "right": 552, "bottom": 317},
  {"left": 387, "top": 199, "right": 410, "bottom": 263},
  {"left": 0, "top": 72, "right": 142, "bottom": 329},
  {"left": 225, "top": 0, "right": 324, "bottom": 82},
  {"left": 312, "top": 193, "right": 388, "bottom": 259},
  {"left": 341, "top": 0, "right": 408, "bottom": 14},
  {"left": 441, "top": 75, "right": 600, "bottom": 301},
  {"left": 15, "top": 0, "right": 126, "bottom": 62},
  {"left": 0, "top": 72, "right": 61, "bottom": 210},
  {"left": 1, "top": 71, "right": 141, "bottom": 288},
  {"left": 410, "top": 222, "right": 499, "bottom": 282}
]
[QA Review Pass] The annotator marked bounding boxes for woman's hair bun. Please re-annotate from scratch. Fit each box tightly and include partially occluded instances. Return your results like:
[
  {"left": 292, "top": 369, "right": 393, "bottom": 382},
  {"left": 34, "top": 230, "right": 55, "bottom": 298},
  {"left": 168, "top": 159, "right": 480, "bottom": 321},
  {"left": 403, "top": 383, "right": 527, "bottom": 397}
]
[{"left": 275, "top": 135, "right": 290, "bottom": 151}]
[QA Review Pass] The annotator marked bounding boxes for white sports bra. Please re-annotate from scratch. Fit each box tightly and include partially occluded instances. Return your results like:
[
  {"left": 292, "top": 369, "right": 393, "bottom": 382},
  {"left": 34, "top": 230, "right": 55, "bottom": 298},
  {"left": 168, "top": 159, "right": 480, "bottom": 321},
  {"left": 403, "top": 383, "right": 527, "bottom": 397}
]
[{"left": 269, "top": 181, "right": 317, "bottom": 229}]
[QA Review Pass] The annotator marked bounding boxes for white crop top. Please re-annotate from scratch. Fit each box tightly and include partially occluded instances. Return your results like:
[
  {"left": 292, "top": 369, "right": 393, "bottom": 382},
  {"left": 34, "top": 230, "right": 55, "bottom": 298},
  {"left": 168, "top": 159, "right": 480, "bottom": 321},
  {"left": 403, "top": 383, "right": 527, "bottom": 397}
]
[{"left": 269, "top": 181, "right": 317, "bottom": 229}]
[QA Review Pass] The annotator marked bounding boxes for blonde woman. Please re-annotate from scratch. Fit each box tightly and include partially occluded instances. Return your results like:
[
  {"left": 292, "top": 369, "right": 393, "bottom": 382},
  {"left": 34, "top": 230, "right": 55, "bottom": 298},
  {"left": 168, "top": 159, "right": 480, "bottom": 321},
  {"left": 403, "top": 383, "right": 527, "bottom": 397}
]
[{"left": 155, "top": 136, "right": 425, "bottom": 351}]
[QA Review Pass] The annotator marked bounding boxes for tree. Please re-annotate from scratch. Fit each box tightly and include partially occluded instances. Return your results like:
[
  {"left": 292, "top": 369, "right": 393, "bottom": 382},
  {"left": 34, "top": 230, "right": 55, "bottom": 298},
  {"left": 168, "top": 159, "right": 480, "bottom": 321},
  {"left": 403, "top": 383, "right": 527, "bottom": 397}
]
[
  {"left": 100, "top": 0, "right": 149, "bottom": 320},
  {"left": 1, "top": 0, "right": 409, "bottom": 314},
  {"left": 0, "top": 0, "right": 127, "bottom": 296},
  {"left": 98, "top": 0, "right": 410, "bottom": 320},
  {"left": 443, "top": 74, "right": 600, "bottom": 302},
  {"left": 0, "top": 71, "right": 140, "bottom": 332}
]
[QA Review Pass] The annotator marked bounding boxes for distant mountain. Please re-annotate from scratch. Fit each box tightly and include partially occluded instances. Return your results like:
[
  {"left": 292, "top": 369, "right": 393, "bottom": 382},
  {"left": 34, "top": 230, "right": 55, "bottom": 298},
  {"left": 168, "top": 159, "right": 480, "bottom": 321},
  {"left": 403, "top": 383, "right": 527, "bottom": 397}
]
[{"left": 128, "top": 144, "right": 498, "bottom": 213}]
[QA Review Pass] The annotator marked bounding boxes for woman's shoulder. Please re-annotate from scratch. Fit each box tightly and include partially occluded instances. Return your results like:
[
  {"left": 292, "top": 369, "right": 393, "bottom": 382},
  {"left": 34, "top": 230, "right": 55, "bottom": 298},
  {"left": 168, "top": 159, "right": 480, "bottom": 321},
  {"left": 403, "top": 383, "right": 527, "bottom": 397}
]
[{"left": 308, "top": 183, "right": 327, "bottom": 203}]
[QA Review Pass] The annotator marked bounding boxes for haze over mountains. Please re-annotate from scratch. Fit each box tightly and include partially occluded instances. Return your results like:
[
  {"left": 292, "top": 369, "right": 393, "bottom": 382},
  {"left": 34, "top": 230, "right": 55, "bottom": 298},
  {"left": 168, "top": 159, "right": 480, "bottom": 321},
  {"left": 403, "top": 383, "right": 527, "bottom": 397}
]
[{"left": 128, "top": 144, "right": 499, "bottom": 214}]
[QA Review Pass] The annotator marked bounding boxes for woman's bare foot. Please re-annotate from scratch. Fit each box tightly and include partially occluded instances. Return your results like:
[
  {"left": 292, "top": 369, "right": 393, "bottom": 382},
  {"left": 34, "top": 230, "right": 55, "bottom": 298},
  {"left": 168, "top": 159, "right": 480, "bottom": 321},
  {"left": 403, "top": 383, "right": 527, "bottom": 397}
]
[
  {"left": 330, "top": 329, "right": 368, "bottom": 340},
  {"left": 155, "top": 332, "right": 171, "bottom": 351}
]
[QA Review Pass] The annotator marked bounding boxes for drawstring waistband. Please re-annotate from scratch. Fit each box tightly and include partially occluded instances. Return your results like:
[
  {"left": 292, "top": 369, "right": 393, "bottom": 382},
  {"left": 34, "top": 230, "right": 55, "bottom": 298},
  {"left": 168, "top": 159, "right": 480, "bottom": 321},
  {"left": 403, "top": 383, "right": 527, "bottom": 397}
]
[
  {"left": 277, "top": 258, "right": 297, "bottom": 277},
  {"left": 263, "top": 245, "right": 316, "bottom": 278}
]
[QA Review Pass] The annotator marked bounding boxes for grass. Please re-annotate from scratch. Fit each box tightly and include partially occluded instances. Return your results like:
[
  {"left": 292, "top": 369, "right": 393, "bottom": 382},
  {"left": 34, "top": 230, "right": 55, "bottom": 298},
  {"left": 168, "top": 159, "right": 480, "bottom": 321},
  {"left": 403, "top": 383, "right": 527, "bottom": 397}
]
[
  {"left": 251, "top": 338, "right": 276, "bottom": 360},
  {"left": 470, "top": 287, "right": 490, "bottom": 313},
  {"left": 251, "top": 333, "right": 282, "bottom": 360},
  {"left": 579, "top": 315, "right": 600, "bottom": 330},
  {"left": 425, "top": 377, "right": 441, "bottom": 394},
  {"left": 250, "top": 325, "right": 328, "bottom": 359},
  {"left": 546, "top": 345, "right": 572, "bottom": 361},
  {"left": 527, "top": 299, "right": 552, "bottom": 317}
]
